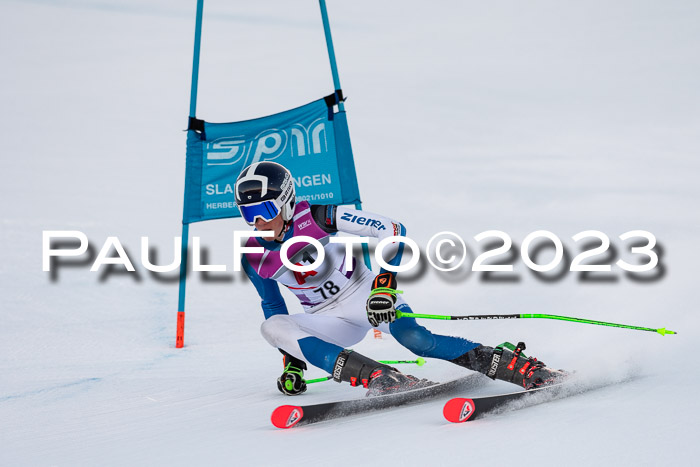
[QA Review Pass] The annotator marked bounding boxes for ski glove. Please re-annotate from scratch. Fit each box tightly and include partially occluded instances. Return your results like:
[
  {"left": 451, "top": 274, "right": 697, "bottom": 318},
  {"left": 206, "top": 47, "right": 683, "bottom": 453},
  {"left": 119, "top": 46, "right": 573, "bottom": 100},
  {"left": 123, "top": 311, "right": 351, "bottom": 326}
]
[
  {"left": 277, "top": 362, "right": 307, "bottom": 396},
  {"left": 366, "top": 272, "right": 402, "bottom": 327}
]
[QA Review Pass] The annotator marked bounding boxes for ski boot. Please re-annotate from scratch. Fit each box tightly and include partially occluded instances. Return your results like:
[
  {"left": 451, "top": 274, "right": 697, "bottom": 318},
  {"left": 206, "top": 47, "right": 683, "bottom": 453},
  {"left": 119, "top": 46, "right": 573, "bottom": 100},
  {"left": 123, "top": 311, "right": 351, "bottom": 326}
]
[
  {"left": 332, "top": 349, "right": 431, "bottom": 396},
  {"left": 451, "top": 341, "right": 566, "bottom": 389}
]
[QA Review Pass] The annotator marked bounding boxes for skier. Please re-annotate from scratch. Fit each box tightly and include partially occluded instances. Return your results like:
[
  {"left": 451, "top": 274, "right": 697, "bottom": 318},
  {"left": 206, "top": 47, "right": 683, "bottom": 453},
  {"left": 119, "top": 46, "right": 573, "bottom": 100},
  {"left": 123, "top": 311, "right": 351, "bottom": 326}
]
[{"left": 235, "top": 161, "right": 564, "bottom": 396}]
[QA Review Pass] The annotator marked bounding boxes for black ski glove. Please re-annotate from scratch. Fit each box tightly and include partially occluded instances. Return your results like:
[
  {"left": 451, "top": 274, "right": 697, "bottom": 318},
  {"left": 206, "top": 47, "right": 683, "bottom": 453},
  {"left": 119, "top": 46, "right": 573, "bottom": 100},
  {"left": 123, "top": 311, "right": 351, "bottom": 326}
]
[
  {"left": 366, "top": 272, "right": 401, "bottom": 327},
  {"left": 277, "top": 364, "right": 307, "bottom": 395},
  {"left": 277, "top": 350, "right": 308, "bottom": 396}
]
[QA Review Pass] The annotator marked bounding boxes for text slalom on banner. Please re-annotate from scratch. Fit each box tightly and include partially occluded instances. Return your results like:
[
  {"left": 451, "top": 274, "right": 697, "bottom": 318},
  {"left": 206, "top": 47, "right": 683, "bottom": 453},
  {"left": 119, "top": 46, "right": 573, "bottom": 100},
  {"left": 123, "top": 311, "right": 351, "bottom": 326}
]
[{"left": 183, "top": 95, "right": 360, "bottom": 224}]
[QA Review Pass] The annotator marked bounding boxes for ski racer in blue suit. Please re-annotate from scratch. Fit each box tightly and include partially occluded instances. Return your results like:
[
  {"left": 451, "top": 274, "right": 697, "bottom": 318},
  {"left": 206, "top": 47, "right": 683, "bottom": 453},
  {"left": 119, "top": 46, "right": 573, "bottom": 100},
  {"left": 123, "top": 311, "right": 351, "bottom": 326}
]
[{"left": 235, "top": 161, "right": 563, "bottom": 396}]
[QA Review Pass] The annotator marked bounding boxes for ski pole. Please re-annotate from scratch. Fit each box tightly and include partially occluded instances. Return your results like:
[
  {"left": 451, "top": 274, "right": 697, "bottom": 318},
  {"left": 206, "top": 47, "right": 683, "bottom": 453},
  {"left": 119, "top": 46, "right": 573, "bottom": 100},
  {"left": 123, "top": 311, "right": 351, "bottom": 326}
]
[
  {"left": 305, "top": 358, "right": 427, "bottom": 384},
  {"left": 395, "top": 310, "right": 677, "bottom": 336},
  {"left": 305, "top": 376, "right": 333, "bottom": 384},
  {"left": 380, "top": 358, "right": 426, "bottom": 366}
]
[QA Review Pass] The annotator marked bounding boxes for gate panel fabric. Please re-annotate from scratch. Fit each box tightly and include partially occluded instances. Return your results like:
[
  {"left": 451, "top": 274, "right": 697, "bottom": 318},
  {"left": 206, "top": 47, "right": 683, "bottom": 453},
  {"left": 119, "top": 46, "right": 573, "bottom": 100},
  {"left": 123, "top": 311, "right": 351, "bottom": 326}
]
[{"left": 183, "top": 96, "right": 361, "bottom": 224}]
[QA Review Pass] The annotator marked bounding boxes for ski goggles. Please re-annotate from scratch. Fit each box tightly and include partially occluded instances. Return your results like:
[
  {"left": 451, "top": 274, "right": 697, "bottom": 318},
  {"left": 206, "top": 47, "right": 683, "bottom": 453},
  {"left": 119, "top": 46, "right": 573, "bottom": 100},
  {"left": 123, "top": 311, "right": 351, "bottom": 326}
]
[{"left": 238, "top": 200, "right": 280, "bottom": 225}]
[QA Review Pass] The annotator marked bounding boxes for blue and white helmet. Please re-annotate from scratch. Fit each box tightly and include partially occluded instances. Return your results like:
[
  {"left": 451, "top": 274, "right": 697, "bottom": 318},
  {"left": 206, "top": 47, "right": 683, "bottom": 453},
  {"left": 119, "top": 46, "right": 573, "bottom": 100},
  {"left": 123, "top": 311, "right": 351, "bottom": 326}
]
[{"left": 235, "top": 161, "right": 296, "bottom": 225}]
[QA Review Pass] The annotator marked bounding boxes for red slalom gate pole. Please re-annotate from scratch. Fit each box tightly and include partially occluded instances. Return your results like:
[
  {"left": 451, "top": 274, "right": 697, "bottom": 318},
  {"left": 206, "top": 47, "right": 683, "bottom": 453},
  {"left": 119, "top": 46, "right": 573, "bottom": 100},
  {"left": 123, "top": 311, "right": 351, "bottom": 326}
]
[{"left": 176, "top": 311, "right": 186, "bottom": 348}]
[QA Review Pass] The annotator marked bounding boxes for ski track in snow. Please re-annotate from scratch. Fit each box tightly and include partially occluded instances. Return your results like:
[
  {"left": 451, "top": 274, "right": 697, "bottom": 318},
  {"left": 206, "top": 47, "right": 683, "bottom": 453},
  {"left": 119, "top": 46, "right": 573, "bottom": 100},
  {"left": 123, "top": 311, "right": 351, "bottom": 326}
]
[{"left": 1, "top": 0, "right": 699, "bottom": 465}]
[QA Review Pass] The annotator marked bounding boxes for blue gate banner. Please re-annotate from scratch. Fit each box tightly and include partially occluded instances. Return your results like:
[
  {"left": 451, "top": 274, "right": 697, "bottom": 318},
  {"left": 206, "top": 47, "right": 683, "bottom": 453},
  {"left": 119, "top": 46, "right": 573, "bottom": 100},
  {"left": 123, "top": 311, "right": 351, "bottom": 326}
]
[{"left": 183, "top": 96, "right": 361, "bottom": 224}]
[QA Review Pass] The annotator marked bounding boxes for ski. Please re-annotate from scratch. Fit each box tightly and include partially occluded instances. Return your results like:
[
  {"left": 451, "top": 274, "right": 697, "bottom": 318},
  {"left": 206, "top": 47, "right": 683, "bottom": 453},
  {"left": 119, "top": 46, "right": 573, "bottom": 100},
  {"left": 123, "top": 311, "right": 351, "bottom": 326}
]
[
  {"left": 443, "top": 381, "right": 569, "bottom": 423},
  {"left": 271, "top": 373, "right": 487, "bottom": 429}
]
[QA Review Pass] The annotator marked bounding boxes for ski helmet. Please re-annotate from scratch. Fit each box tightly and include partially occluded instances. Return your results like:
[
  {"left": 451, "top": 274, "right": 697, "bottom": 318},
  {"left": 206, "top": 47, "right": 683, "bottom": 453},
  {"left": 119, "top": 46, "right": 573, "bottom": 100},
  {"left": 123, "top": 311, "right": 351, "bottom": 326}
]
[{"left": 235, "top": 161, "right": 296, "bottom": 225}]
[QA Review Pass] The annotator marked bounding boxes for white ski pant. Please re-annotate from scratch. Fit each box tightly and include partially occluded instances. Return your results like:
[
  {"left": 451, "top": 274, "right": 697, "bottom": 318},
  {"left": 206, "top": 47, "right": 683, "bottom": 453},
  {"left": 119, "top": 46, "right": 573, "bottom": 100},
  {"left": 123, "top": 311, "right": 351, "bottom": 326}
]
[{"left": 260, "top": 272, "right": 396, "bottom": 362}]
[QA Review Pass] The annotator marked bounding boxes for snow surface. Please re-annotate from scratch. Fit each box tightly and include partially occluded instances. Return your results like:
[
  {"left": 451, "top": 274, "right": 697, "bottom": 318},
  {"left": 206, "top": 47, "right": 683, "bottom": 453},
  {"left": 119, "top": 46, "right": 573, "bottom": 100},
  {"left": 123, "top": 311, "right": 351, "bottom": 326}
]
[{"left": 1, "top": 0, "right": 699, "bottom": 465}]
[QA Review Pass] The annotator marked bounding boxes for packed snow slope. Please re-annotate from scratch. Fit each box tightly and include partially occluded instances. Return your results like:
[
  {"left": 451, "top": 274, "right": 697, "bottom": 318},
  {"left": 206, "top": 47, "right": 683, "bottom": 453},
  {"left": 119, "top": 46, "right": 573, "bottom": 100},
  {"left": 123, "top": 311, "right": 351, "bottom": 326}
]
[{"left": 1, "top": 1, "right": 699, "bottom": 465}]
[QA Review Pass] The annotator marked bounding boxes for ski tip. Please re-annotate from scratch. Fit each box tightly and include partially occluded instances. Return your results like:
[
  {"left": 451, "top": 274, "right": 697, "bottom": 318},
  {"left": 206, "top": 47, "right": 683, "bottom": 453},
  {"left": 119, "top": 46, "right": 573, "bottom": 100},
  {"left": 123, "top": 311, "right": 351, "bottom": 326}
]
[
  {"left": 443, "top": 397, "right": 476, "bottom": 423},
  {"left": 657, "top": 328, "right": 677, "bottom": 336},
  {"left": 271, "top": 405, "right": 304, "bottom": 429}
]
